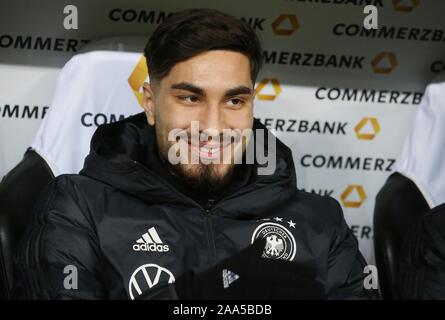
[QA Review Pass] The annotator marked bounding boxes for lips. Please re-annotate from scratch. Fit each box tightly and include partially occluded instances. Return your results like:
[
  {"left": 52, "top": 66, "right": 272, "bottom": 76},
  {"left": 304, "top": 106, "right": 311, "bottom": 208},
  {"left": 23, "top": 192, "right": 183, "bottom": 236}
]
[{"left": 187, "top": 140, "right": 230, "bottom": 160}]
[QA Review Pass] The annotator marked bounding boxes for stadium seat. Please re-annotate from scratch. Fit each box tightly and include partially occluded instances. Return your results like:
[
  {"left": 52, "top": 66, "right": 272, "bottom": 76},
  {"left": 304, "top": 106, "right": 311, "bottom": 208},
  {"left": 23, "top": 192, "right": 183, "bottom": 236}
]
[
  {"left": 374, "top": 75, "right": 445, "bottom": 299},
  {"left": 0, "top": 37, "right": 147, "bottom": 298}
]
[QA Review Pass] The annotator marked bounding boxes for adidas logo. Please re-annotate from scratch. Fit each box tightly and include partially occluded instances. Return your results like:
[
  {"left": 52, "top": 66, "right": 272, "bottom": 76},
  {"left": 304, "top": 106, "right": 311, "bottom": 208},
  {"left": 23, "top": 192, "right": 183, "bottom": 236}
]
[
  {"left": 222, "top": 269, "right": 240, "bottom": 289},
  {"left": 132, "top": 227, "right": 170, "bottom": 252}
]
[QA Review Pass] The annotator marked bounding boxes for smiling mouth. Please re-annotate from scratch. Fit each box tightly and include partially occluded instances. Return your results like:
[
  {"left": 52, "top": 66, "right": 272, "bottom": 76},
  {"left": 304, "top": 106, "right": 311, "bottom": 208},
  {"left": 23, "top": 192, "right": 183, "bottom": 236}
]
[{"left": 187, "top": 141, "right": 232, "bottom": 159}]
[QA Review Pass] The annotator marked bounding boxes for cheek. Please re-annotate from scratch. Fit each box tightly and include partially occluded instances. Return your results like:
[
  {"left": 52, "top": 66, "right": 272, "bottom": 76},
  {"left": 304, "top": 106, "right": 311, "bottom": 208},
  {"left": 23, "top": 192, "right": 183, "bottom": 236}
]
[
  {"left": 154, "top": 91, "right": 195, "bottom": 153},
  {"left": 159, "top": 97, "right": 201, "bottom": 130},
  {"left": 223, "top": 106, "right": 254, "bottom": 130}
]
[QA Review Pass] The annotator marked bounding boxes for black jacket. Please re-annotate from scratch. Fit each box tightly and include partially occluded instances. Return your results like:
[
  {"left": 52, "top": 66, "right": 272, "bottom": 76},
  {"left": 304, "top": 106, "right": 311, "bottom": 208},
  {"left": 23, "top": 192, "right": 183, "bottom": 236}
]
[{"left": 13, "top": 113, "right": 372, "bottom": 299}]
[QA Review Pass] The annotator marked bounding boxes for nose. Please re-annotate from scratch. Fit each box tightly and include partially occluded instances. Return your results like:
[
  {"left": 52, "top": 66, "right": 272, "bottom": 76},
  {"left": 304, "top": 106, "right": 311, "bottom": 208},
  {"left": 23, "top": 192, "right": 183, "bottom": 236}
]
[{"left": 198, "top": 103, "right": 225, "bottom": 136}]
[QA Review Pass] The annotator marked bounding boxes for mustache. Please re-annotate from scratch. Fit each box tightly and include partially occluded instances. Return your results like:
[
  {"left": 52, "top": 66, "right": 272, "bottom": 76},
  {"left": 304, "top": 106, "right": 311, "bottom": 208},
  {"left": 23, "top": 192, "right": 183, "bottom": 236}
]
[{"left": 175, "top": 131, "right": 243, "bottom": 146}]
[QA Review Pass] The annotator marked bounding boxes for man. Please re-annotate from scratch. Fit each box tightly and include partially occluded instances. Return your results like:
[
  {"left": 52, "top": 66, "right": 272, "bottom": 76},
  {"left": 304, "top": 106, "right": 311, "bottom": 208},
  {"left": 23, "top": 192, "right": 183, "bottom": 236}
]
[{"left": 13, "top": 9, "right": 373, "bottom": 299}]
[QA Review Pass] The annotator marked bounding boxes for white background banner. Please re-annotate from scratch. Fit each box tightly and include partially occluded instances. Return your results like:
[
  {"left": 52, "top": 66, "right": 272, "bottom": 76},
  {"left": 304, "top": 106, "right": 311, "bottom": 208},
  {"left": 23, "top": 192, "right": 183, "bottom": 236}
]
[{"left": 2, "top": 0, "right": 445, "bottom": 264}]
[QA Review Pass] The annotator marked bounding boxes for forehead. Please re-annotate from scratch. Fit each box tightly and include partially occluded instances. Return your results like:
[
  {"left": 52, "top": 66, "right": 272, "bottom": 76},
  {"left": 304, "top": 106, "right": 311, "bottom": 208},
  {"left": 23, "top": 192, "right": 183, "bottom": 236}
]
[{"left": 161, "top": 50, "right": 253, "bottom": 90}]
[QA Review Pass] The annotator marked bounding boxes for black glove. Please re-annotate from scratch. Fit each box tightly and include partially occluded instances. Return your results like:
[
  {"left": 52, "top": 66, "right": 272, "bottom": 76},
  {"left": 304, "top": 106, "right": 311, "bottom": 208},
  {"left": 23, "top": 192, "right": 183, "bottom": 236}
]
[{"left": 174, "top": 238, "right": 325, "bottom": 300}]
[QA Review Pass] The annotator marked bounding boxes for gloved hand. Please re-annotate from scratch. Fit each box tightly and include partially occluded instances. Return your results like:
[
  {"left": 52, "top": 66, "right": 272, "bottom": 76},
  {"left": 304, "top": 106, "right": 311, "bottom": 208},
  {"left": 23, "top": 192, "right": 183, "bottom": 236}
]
[{"left": 174, "top": 238, "right": 326, "bottom": 300}]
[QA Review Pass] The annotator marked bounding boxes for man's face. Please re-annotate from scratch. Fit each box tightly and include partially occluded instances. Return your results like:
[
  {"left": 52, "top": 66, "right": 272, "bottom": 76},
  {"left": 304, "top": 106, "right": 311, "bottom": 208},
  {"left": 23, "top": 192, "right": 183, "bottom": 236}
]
[{"left": 142, "top": 50, "right": 255, "bottom": 191}]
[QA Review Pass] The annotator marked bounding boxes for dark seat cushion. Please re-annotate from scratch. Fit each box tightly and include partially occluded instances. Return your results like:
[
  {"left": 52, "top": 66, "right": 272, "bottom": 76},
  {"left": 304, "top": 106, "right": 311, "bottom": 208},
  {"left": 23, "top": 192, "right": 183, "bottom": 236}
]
[
  {"left": 374, "top": 172, "right": 430, "bottom": 300},
  {"left": 0, "top": 149, "right": 54, "bottom": 299}
]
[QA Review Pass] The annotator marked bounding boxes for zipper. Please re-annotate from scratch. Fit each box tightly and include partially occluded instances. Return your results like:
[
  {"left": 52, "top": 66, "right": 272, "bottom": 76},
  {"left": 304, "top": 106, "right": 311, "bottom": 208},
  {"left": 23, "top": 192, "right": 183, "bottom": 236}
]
[
  {"left": 204, "top": 199, "right": 215, "bottom": 214},
  {"left": 131, "top": 160, "right": 283, "bottom": 264},
  {"left": 134, "top": 160, "right": 220, "bottom": 263},
  {"left": 203, "top": 199, "right": 217, "bottom": 264}
]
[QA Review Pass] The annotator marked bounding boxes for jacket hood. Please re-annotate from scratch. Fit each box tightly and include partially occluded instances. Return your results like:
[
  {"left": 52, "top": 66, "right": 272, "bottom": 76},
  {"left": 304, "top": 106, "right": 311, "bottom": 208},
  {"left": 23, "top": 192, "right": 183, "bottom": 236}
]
[{"left": 80, "top": 112, "right": 297, "bottom": 218}]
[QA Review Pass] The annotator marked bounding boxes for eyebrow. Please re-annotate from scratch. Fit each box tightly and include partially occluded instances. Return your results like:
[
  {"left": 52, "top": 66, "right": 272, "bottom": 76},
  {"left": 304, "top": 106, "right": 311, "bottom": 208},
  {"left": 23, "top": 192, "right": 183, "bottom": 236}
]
[
  {"left": 170, "top": 82, "right": 204, "bottom": 96},
  {"left": 171, "top": 82, "right": 253, "bottom": 98},
  {"left": 223, "top": 86, "right": 253, "bottom": 98}
]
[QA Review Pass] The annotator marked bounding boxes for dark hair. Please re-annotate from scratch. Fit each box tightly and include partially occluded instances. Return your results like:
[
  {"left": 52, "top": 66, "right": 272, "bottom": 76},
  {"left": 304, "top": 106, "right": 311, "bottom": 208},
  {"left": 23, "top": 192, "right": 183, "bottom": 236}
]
[{"left": 144, "top": 9, "right": 263, "bottom": 84}]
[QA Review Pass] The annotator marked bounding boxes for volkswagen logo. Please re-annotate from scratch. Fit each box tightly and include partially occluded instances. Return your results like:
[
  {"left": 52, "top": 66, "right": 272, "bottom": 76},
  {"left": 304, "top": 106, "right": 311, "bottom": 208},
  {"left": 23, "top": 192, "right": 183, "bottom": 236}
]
[{"left": 128, "top": 263, "right": 175, "bottom": 300}]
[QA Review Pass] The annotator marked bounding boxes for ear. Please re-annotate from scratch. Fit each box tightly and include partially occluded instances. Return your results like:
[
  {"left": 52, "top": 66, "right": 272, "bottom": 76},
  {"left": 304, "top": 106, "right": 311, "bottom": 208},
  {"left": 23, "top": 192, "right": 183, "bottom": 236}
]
[{"left": 142, "top": 82, "right": 155, "bottom": 125}]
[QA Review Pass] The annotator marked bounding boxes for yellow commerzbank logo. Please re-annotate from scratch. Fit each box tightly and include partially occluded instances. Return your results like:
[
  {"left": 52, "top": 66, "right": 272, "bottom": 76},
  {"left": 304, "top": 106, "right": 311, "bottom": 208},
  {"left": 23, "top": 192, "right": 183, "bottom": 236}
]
[
  {"left": 354, "top": 117, "right": 381, "bottom": 140},
  {"left": 272, "top": 14, "right": 299, "bottom": 36},
  {"left": 393, "top": 0, "right": 420, "bottom": 12},
  {"left": 341, "top": 185, "right": 367, "bottom": 208},
  {"left": 371, "top": 52, "right": 398, "bottom": 74},
  {"left": 128, "top": 56, "right": 149, "bottom": 106},
  {"left": 255, "top": 78, "right": 282, "bottom": 101}
]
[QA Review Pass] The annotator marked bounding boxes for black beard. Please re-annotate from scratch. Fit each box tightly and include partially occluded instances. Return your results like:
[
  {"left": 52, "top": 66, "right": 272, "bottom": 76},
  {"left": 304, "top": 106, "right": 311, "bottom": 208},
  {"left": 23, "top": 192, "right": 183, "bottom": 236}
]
[
  {"left": 159, "top": 152, "right": 238, "bottom": 196},
  {"left": 153, "top": 123, "right": 249, "bottom": 198}
]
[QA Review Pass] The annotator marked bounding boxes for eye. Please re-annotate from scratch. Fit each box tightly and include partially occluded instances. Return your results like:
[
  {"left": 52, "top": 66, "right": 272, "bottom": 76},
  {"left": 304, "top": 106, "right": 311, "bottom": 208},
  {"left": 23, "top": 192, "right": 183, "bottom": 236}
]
[
  {"left": 227, "top": 98, "right": 244, "bottom": 107},
  {"left": 180, "top": 96, "right": 199, "bottom": 103}
]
